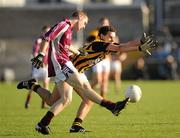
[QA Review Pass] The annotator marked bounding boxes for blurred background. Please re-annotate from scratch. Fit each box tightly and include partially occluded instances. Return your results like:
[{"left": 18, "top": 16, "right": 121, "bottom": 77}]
[{"left": 0, "top": 0, "right": 180, "bottom": 82}]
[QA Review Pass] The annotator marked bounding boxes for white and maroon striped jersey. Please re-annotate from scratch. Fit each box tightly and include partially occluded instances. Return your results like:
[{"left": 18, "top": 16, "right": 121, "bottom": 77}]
[{"left": 42, "top": 19, "right": 73, "bottom": 77}]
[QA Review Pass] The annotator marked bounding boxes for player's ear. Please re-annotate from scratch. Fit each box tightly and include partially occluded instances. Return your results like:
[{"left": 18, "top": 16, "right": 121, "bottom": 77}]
[{"left": 78, "top": 14, "right": 84, "bottom": 20}]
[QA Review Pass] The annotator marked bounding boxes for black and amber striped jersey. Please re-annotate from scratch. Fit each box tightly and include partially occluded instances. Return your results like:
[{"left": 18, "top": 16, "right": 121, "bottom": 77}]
[{"left": 71, "top": 41, "right": 110, "bottom": 73}]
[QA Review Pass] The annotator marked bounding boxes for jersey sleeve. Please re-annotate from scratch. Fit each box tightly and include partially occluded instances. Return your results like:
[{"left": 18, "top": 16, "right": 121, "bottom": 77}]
[{"left": 32, "top": 38, "right": 42, "bottom": 57}]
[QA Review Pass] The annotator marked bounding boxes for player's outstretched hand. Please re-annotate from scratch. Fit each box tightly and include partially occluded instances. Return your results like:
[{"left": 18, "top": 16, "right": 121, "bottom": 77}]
[
  {"left": 31, "top": 53, "right": 44, "bottom": 69},
  {"left": 139, "top": 33, "right": 158, "bottom": 55}
]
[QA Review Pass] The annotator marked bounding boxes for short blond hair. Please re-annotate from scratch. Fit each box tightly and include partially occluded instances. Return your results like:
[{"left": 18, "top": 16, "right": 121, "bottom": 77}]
[{"left": 71, "top": 10, "right": 88, "bottom": 18}]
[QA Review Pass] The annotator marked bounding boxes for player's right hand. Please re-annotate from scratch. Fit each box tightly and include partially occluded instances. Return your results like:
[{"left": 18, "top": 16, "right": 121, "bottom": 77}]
[{"left": 31, "top": 52, "right": 45, "bottom": 69}]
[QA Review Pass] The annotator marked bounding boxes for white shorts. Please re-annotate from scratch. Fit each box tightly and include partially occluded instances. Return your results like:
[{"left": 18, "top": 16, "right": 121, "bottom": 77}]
[
  {"left": 32, "top": 66, "right": 48, "bottom": 81},
  {"left": 54, "top": 61, "right": 78, "bottom": 83},
  {"left": 93, "top": 58, "right": 110, "bottom": 73},
  {"left": 111, "top": 61, "right": 122, "bottom": 72}
]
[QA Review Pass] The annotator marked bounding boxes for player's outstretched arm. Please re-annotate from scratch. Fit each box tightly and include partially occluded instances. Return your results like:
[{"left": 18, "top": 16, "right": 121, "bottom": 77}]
[
  {"left": 106, "top": 33, "right": 158, "bottom": 54},
  {"left": 106, "top": 40, "right": 140, "bottom": 52}
]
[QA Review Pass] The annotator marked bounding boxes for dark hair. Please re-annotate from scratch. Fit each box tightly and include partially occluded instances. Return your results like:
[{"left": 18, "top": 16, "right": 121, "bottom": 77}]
[
  {"left": 71, "top": 10, "right": 87, "bottom": 18},
  {"left": 86, "top": 35, "right": 96, "bottom": 43},
  {"left": 98, "top": 26, "right": 116, "bottom": 36}
]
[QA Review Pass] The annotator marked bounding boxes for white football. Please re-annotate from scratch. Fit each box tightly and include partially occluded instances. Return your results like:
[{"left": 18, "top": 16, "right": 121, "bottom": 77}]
[{"left": 125, "top": 85, "right": 142, "bottom": 103}]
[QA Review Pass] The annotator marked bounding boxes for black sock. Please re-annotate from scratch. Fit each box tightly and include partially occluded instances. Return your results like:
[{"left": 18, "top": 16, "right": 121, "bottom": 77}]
[
  {"left": 74, "top": 118, "right": 82, "bottom": 123},
  {"left": 40, "top": 111, "right": 54, "bottom": 126},
  {"left": 100, "top": 99, "right": 116, "bottom": 111},
  {"left": 73, "top": 118, "right": 83, "bottom": 126},
  {"left": 32, "top": 84, "right": 41, "bottom": 92}
]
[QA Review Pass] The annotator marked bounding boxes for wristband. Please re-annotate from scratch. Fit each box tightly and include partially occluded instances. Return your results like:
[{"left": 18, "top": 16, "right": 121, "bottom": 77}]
[{"left": 39, "top": 52, "right": 45, "bottom": 56}]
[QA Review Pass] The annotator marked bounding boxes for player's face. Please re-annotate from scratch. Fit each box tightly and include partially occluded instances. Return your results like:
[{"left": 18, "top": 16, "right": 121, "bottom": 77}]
[
  {"left": 101, "top": 19, "right": 110, "bottom": 26},
  {"left": 101, "top": 31, "right": 116, "bottom": 42},
  {"left": 75, "top": 16, "right": 88, "bottom": 31}
]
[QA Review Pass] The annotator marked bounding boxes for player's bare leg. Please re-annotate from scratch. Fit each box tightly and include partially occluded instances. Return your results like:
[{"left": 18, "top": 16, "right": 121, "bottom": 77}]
[
  {"left": 91, "top": 71, "right": 102, "bottom": 96},
  {"left": 100, "top": 70, "right": 110, "bottom": 98},
  {"left": 114, "top": 69, "right": 121, "bottom": 94},
  {"left": 41, "top": 101, "right": 45, "bottom": 109},
  {"left": 25, "top": 90, "right": 33, "bottom": 109},
  {"left": 35, "top": 81, "right": 73, "bottom": 135},
  {"left": 41, "top": 78, "right": 50, "bottom": 108},
  {"left": 17, "top": 78, "right": 59, "bottom": 106},
  {"left": 70, "top": 86, "right": 94, "bottom": 133},
  {"left": 33, "top": 85, "right": 61, "bottom": 106}
]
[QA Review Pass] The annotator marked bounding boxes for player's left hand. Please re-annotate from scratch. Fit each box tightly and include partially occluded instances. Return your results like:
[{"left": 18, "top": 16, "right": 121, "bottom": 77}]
[
  {"left": 139, "top": 33, "right": 158, "bottom": 55},
  {"left": 31, "top": 52, "right": 45, "bottom": 69}
]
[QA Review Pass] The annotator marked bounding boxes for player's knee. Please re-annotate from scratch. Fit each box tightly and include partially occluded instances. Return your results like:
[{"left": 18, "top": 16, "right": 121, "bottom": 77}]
[
  {"left": 66, "top": 95, "right": 72, "bottom": 105},
  {"left": 62, "top": 96, "right": 72, "bottom": 106},
  {"left": 46, "top": 101, "right": 52, "bottom": 106},
  {"left": 74, "top": 82, "right": 90, "bottom": 92},
  {"left": 46, "top": 99, "right": 55, "bottom": 106},
  {"left": 82, "top": 83, "right": 91, "bottom": 90},
  {"left": 47, "top": 96, "right": 60, "bottom": 106}
]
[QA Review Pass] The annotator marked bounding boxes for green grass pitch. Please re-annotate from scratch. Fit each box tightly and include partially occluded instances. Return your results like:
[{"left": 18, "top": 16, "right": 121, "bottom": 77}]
[{"left": 0, "top": 80, "right": 180, "bottom": 138}]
